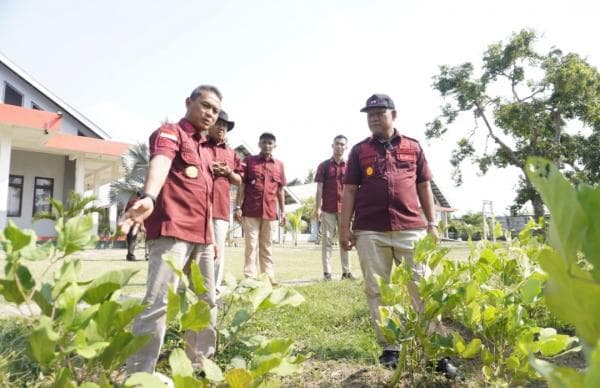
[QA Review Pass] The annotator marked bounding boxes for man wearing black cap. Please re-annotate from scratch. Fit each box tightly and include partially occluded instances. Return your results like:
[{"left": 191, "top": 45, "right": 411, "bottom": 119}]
[
  {"left": 340, "top": 94, "right": 457, "bottom": 376},
  {"left": 201, "top": 110, "right": 243, "bottom": 291}
]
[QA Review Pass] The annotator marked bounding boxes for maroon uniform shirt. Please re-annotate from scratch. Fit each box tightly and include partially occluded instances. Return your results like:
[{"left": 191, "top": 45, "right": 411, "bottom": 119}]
[
  {"left": 241, "top": 154, "right": 286, "bottom": 221},
  {"left": 144, "top": 118, "right": 214, "bottom": 244},
  {"left": 344, "top": 130, "right": 432, "bottom": 231},
  {"left": 314, "top": 158, "right": 346, "bottom": 213},
  {"left": 200, "top": 138, "right": 244, "bottom": 221}
]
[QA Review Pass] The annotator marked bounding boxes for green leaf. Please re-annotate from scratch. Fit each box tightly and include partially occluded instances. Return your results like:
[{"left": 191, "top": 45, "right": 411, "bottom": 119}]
[
  {"left": 200, "top": 355, "right": 224, "bottom": 381},
  {"left": 181, "top": 300, "right": 211, "bottom": 331},
  {"left": 82, "top": 268, "right": 138, "bottom": 304},
  {"left": 164, "top": 256, "right": 185, "bottom": 279},
  {"left": 57, "top": 215, "right": 95, "bottom": 255},
  {"left": 461, "top": 338, "right": 482, "bottom": 359},
  {"left": 258, "top": 287, "right": 305, "bottom": 310},
  {"left": 32, "top": 286, "right": 54, "bottom": 316},
  {"left": 539, "top": 332, "right": 573, "bottom": 357},
  {"left": 167, "top": 286, "right": 182, "bottom": 323},
  {"left": 452, "top": 332, "right": 466, "bottom": 354},
  {"left": 112, "top": 299, "right": 146, "bottom": 331},
  {"left": 529, "top": 356, "right": 584, "bottom": 387},
  {"left": 537, "top": 246, "right": 600, "bottom": 345},
  {"left": 0, "top": 279, "right": 25, "bottom": 304},
  {"left": 584, "top": 341, "right": 600, "bottom": 387},
  {"left": 94, "top": 301, "right": 119, "bottom": 337},
  {"left": 482, "top": 305, "right": 498, "bottom": 326},
  {"left": 99, "top": 332, "right": 151, "bottom": 370},
  {"left": 55, "top": 367, "right": 76, "bottom": 388},
  {"left": 169, "top": 348, "right": 194, "bottom": 377},
  {"left": 75, "top": 340, "right": 110, "bottom": 359},
  {"left": 465, "top": 302, "right": 481, "bottom": 327},
  {"left": 250, "top": 355, "right": 282, "bottom": 378},
  {"left": 231, "top": 309, "right": 251, "bottom": 330},
  {"left": 520, "top": 277, "right": 543, "bottom": 304},
  {"left": 246, "top": 279, "right": 273, "bottom": 311},
  {"left": 3, "top": 220, "right": 33, "bottom": 251},
  {"left": 27, "top": 316, "right": 59, "bottom": 367},
  {"left": 20, "top": 240, "right": 54, "bottom": 261},
  {"left": 255, "top": 338, "right": 294, "bottom": 356},
  {"left": 124, "top": 372, "right": 170, "bottom": 388},
  {"left": 225, "top": 368, "right": 253, "bottom": 388},
  {"left": 189, "top": 261, "right": 207, "bottom": 295}
]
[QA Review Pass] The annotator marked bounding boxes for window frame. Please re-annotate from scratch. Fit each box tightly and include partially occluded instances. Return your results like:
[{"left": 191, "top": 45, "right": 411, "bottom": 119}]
[
  {"left": 7, "top": 174, "right": 24, "bottom": 217},
  {"left": 32, "top": 176, "right": 54, "bottom": 216},
  {"left": 3, "top": 81, "right": 24, "bottom": 106}
]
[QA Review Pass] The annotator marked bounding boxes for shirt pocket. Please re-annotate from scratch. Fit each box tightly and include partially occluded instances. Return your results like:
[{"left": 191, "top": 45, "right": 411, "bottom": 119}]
[
  {"left": 181, "top": 142, "right": 201, "bottom": 166},
  {"left": 359, "top": 155, "right": 380, "bottom": 178}
]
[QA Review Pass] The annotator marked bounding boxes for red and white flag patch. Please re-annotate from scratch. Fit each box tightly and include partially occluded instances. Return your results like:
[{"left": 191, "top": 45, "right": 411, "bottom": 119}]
[{"left": 159, "top": 130, "right": 178, "bottom": 142}]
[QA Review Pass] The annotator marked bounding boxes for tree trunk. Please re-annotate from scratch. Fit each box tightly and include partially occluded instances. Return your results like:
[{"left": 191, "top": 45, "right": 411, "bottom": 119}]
[{"left": 532, "top": 193, "right": 545, "bottom": 221}]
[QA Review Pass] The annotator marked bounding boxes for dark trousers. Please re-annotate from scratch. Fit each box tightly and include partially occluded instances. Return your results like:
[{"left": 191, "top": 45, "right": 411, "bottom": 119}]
[{"left": 126, "top": 230, "right": 138, "bottom": 259}]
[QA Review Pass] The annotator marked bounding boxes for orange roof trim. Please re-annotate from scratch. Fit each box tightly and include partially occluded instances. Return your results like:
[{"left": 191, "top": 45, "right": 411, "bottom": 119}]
[
  {"left": 0, "top": 103, "right": 61, "bottom": 132},
  {"left": 44, "top": 133, "right": 131, "bottom": 157}
]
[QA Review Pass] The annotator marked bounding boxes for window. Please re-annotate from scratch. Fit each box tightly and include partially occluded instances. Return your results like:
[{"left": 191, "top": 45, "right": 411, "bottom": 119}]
[
  {"left": 3, "top": 83, "right": 23, "bottom": 106},
  {"left": 31, "top": 101, "right": 42, "bottom": 110},
  {"left": 33, "top": 177, "right": 54, "bottom": 215},
  {"left": 7, "top": 175, "right": 24, "bottom": 217}
]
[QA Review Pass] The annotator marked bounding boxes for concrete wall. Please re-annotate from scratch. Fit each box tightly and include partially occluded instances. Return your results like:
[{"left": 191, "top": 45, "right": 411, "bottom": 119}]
[
  {"left": 0, "top": 63, "right": 100, "bottom": 138},
  {"left": 8, "top": 150, "right": 66, "bottom": 237}
]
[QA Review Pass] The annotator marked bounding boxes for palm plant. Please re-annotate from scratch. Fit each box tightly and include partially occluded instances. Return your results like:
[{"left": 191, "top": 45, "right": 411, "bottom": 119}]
[
  {"left": 32, "top": 191, "right": 102, "bottom": 222},
  {"left": 286, "top": 209, "right": 304, "bottom": 246},
  {"left": 109, "top": 142, "right": 149, "bottom": 207}
]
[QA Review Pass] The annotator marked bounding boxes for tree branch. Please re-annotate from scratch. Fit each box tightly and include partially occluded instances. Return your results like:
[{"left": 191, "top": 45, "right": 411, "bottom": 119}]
[{"left": 474, "top": 102, "right": 524, "bottom": 168}]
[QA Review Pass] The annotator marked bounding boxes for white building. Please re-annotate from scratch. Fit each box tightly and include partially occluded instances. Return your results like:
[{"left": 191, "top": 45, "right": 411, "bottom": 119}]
[{"left": 0, "top": 53, "right": 130, "bottom": 237}]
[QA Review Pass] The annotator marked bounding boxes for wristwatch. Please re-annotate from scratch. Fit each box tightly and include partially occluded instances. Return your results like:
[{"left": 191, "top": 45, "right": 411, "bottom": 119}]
[
  {"left": 234, "top": 205, "right": 242, "bottom": 211},
  {"left": 136, "top": 191, "right": 157, "bottom": 207},
  {"left": 427, "top": 221, "right": 438, "bottom": 228}
]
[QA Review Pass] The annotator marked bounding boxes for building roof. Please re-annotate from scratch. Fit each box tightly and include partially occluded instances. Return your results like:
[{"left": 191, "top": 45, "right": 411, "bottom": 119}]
[{"left": 0, "top": 52, "right": 111, "bottom": 139}]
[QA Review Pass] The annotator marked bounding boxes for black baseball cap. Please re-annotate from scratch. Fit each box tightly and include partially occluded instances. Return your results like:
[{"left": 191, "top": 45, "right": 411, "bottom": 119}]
[
  {"left": 217, "top": 110, "right": 235, "bottom": 131},
  {"left": 360, "top": 94, "right": 395, "bottom": 112}
]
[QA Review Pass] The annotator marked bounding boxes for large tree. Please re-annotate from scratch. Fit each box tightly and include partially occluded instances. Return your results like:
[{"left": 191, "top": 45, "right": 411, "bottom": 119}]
[{"left": 427, "top": 29, "right": 600, "bottom": 218}]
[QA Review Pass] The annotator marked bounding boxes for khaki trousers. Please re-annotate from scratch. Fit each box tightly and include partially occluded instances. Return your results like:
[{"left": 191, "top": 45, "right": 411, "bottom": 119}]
[
  {"left": 242, "top": 216, "right": 276, "bottom": 282},
  {"left": 355, "top": 229, "right": 427, "bottom": 351},
  {"left": 126, "top": 237, "right": 216, "bottom": 374},
  {"left": 213, "top": 218, "right": 230, "bottom": 291},
  {"left": 321, "top": 211, "right": 350, "bottom": 274}
]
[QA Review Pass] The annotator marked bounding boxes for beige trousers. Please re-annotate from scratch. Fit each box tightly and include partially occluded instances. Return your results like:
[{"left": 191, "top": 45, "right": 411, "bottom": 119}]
[
  {"left": 242, "top": 216, "right": 276, "bottom": 282},
  {"left": 321, "top": 211, "right": 350, "bottom": 274},
  {"left": 126, "top": 237, "right": 216, "bottom": 374},
  {"left": 355, "top": 229, "right": 427, "bottom": 351},
  {"left": 213, "top": 218, "right": 230, "bottom": 291}
]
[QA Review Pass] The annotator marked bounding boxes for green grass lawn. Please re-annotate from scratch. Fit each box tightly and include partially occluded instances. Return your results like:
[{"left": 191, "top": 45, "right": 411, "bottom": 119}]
[{"left": 0, "top": 241, "right": 476, "bottom": 386}]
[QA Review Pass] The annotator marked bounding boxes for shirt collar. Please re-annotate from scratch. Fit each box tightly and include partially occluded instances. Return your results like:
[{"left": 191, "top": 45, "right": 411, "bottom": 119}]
[
  {"left": 202, "top": 136, "right": 227, "bottom": 148},
  {"left": 330, "top": 156, "right": 346, "bottom": 165},
  {"left": 258, "top": 153, "right": 274, "bottom": 162},
  {"left": 179, "top": 118, "right": 203, "bottom": 140},
  {"left": 369, "top": 129, "right": 401, "bottom": 144}
]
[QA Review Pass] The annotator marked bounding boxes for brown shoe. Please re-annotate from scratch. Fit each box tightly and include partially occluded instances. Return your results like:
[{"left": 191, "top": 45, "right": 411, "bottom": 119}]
[{"left": 341, "top": 272, "right": 357, "bottom": 280}]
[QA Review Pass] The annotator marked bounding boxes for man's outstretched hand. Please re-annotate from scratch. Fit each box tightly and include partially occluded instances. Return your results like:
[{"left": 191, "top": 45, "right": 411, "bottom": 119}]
[{"left": 118, "top": 197, "right": 154, "bottom": 235}]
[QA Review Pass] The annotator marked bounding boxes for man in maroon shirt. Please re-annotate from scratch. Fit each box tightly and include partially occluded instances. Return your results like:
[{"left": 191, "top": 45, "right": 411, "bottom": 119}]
[
  {"left": 201, "top": 110, "right": 243, "bottom": 291},
  {"left": 119, "top": 85, "right": 221, "bottom": 375},
  {"left": 340, "top": 94, "right": 451, "bottom": 372},
  {"left": 234, "top": 132, "right": 286, "bottom": 286},
  {"left": 314, "top": 134, "right": 356, "bottom": 281}
]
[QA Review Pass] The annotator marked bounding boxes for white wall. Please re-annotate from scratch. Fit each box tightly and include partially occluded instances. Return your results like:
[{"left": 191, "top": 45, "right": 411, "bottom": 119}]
[
  {"left": 9, "top": 150, "right": 66, "bottom": 237},
  {"left": 0, "top": 63, "right": 99, "bottom": 137}
]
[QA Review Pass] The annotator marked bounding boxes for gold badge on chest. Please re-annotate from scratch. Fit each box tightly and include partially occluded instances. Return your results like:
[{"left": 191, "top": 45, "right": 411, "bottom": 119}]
[{"left": 185, "top": 166, "right": 198, "bottom": 178}]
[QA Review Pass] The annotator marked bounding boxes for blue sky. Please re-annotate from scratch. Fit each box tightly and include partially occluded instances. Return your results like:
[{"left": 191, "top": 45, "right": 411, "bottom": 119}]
[{"left": 2, "top": 0, "right": 599, "bottom": 215}]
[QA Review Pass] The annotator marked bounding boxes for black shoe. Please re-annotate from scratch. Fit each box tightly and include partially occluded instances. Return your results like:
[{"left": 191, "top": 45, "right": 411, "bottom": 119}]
[
  {"left": 323, "top": 272, "right": 332, "bottom": 281},
  {"left": 379, "top": 350, "right": 399, "bottom": 369},
  {"left": 341, "top": 272, "right": 357, "bottom": 280},
  {"left": 435, "top": 357, "right": 459, "bottom": 379},
  {"left": 126, "top": 255, "right": 137, "bottom": 261}
]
